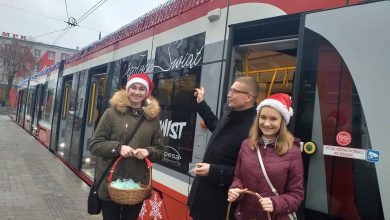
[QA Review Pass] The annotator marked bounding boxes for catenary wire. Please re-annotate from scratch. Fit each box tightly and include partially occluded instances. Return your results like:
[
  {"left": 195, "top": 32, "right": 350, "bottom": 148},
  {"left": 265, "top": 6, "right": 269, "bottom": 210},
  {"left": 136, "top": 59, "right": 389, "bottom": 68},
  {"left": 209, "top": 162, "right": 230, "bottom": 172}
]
[
  {"left": 77, "top": 0, "right": 107, "bottom": 23},
  {"left": 52, "top": 0, "right": 108, "bottom": 45},
  {"left": 52, "top": 26, "right": 72, "bottom": 45},
  {"left": 0, "top": 2, "right": 63, "bottom": 23},
  {"left": 64, "top": 0, "right": 70, "bottom": 20},
  {"left": 1, "top": 2, "right": 106, "bottom": 39},
  {"left": 34, "top": 27, "right": 70, "bottom": 38}
]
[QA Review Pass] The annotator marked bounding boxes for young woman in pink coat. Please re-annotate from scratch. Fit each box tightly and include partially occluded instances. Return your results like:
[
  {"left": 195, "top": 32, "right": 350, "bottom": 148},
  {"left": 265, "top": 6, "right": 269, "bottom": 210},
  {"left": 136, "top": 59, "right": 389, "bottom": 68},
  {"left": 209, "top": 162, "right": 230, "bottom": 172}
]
[{"left": 228, "top": 93, "right": 304, "bottom": 220}]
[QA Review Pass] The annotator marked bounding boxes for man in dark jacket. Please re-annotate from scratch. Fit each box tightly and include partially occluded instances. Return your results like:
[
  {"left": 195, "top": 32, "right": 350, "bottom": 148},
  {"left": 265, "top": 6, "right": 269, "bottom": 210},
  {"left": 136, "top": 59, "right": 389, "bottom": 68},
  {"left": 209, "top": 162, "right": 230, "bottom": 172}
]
[{"left": 188, "top": 76, "right": 259, "bottom": 220}]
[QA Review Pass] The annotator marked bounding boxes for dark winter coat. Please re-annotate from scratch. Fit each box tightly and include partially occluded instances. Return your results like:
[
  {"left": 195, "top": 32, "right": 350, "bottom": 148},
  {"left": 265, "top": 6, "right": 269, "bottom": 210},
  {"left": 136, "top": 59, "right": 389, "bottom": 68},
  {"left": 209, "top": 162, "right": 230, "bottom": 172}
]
[
  {"left": 187, "top": 100, "right": 257, "bottom": 220},
  {"left": 89, "top": 90, "right": 164, "bottom": 201},
  {"left": 230, "top": 138, "right": 304, "bottom": 220}
]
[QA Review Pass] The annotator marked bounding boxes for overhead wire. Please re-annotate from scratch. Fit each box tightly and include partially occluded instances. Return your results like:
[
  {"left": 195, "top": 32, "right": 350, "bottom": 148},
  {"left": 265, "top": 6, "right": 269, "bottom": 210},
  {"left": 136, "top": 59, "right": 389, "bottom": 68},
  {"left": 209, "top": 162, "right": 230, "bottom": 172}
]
[
  {"left": 76, "top": 0, "right": 105, "bottom": 22},
  {"left": 0, "top": 2, "right": 63, "bottom": 23},
  {"left": 77, "top": 0, "right": 108, "bottom": 24},
  {"left": 52, "top": 0, "right": 108, "bottom": 45},
  {"left": 1, "top": 2, "right": 107, "bottom": 41},
  {"left": 64, "top": 0, "right": 70, "bottom": 20},
  {"left": 52, "top": 26, "right": 72, "bottom": 45},
  {"left": 34, "top": 27, "right": 70, "bottom": 38}
]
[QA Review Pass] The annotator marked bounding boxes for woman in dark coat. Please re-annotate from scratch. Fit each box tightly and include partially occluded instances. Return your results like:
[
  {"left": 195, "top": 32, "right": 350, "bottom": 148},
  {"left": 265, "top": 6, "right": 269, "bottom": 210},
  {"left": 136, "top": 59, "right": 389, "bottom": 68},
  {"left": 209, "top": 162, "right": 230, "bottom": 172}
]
[
  {"left": 228, "top": 93, "right": 304, "bottom": 220},
  {"left": 90, "top": 73, "right": 164, "bottom": 220}
]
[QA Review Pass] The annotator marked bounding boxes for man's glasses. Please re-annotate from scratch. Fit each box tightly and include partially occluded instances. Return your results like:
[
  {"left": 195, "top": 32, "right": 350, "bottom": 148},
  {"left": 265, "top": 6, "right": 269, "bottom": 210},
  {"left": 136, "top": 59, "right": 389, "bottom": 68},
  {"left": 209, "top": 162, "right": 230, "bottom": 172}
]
[{"left": 229, "top": 88, "right": 251, "bottom": 95}]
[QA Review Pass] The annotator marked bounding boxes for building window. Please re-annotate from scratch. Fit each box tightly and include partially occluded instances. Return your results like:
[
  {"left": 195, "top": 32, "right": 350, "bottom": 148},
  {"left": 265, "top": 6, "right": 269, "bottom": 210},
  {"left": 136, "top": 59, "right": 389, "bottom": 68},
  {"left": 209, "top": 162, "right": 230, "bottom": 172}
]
[
  {"left": 61, "top": 53, "right": 69, "bottom": 60},
  {"left": 34, "top": 49, "right": 41, "bottom": 58},
  {"left": 34, "top": 63, "right": 40, "bottom": 71},
  {"left": 48, "top": 51, "right": 55, "bottom": 60}
]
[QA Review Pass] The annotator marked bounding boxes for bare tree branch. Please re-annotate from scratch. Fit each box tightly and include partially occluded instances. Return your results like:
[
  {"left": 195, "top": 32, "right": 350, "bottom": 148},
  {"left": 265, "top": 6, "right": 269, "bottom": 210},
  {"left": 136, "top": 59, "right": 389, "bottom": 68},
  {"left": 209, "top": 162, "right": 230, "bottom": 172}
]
[{"left": 0, "top": 38, "right": 35, "bottom": 106}]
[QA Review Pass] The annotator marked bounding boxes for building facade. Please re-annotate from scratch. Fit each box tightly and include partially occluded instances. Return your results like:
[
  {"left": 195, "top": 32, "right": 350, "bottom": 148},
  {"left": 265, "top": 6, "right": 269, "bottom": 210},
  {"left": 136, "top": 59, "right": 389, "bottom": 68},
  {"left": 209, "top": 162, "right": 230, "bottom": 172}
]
[{"left": 0, "top": 32, "right": 78, "bottom": 107}]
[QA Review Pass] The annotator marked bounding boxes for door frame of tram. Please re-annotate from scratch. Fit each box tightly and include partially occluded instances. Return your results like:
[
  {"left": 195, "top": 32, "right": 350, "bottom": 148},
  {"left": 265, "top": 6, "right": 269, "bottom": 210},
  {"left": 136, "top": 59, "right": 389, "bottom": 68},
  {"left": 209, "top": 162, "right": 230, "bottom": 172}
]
[
  {"left": 224, "top": 13, "right": 308, "bottom": 217},
  {"left": 49, "top": 63, "right": 112, "bottom": 182},
  {"left": 80, "top": 66, "right": 109, "bottom": 179},
  {"left": 223, "top": 14, "right": 302, "bottom": 117},
  {"left": 224, "top": 4, "right": 386, "bottom": 219}
]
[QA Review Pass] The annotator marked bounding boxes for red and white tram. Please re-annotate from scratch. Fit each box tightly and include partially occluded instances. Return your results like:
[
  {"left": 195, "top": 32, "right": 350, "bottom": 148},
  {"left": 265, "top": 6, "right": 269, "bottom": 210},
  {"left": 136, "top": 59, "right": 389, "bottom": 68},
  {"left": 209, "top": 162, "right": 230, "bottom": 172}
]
[{"left": 16, "top": 0, "right": 390, "bottom": 219}]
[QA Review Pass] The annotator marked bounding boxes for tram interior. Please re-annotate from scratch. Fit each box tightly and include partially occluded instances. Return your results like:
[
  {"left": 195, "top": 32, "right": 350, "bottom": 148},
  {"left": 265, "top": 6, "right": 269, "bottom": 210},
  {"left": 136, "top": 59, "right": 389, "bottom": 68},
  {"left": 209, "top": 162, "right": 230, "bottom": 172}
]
[{"left": 233, "top": 39, "right": 297, "bottom": 102}]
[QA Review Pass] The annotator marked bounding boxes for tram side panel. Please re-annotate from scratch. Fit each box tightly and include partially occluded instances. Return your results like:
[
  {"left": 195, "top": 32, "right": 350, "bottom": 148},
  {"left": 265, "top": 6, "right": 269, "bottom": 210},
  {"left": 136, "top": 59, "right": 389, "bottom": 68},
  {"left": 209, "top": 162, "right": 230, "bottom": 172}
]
[
  {"left": 295, "top": 2, "right": 389, "bottom": 219},
  {"left": 151, "top": 31, "right": 207, "bottom": 220},
  {"left": 36, "top": 72, "right": 59, "bottom": 147}
]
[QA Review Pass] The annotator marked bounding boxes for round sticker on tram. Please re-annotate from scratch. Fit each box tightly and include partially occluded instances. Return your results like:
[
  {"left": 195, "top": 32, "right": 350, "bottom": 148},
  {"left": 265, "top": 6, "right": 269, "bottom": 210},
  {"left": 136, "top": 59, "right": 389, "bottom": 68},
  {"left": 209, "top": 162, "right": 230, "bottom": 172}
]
[
  {"left": 336, "top": 131, "right": 352, "bottom": 146},
  {"left": 303, "top": 142, "right": 317, "bottom": 155}
]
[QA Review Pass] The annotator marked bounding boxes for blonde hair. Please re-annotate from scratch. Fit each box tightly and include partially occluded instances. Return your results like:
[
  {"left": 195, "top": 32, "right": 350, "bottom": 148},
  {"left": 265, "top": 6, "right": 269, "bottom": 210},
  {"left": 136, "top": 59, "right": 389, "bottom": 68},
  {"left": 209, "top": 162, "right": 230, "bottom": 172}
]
[{"left": 248, "top": 108, "right": 294, "bottom": 155}]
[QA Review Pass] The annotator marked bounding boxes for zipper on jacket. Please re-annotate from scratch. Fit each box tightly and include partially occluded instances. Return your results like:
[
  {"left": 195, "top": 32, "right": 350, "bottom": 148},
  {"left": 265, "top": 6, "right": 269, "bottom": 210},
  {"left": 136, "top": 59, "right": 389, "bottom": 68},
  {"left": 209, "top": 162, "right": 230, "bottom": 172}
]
[{"left": 122, "top": 123, "right": 128, "bottom": 143}]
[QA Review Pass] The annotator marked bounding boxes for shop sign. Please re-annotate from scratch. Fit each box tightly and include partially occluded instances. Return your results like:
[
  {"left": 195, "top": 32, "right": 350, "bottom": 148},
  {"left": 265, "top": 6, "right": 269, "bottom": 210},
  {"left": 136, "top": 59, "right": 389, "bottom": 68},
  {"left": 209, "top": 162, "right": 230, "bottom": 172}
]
[
  {"left": 323, "top": 145, "right": 366, "bottom": 160},
  {"left": 2, "top": 32, "right": 27, "bottom": 40}
]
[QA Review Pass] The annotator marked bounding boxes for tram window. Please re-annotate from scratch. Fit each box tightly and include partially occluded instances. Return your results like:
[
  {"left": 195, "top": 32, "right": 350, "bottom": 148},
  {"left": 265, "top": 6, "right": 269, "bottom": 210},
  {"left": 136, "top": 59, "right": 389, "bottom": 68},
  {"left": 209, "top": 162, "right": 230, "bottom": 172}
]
[
  {"left": 25, "top": 87, "right": 34, "bottom": 116},
  {"left": 154, "top": 69, "right": 200, "bottom": 174},
  {"left": 233, "top": 39, "right": 297, "bottom": 103},
  {"left": 39, "top": 83, "right": 49, "bottom": 122}
]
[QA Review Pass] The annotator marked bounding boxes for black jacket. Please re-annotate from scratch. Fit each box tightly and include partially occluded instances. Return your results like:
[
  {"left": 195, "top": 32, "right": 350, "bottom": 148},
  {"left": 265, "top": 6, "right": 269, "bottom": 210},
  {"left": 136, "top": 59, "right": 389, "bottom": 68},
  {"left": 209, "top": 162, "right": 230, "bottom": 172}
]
[{"left": 188, "top": 100, "right": 256, "bottom": 220}]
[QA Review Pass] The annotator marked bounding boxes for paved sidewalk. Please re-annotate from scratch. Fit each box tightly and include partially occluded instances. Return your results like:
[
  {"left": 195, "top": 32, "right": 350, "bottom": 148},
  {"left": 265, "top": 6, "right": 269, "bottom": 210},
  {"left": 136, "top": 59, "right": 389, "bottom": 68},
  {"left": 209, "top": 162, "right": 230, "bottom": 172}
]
[{"left": 0, "top": 115, "right": 101, "bottom": 220}]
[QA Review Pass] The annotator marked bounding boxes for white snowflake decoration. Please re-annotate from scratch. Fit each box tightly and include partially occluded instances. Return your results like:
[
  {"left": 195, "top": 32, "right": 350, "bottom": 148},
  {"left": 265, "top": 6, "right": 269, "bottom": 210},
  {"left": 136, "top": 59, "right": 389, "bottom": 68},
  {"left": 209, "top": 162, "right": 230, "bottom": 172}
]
[
  {"left": 139, "top": 201, "right": 147, "bottom": 220},
  {"left": 149, "top": 193, "right": 162, "bottom": 219}
]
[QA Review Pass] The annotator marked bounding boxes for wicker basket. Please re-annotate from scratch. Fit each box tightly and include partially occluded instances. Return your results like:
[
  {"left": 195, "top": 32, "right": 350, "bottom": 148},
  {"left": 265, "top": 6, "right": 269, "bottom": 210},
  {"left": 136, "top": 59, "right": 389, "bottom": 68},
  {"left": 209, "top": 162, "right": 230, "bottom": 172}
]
[{"left": 107, "top": 156, "right": 152, "bottom": 205}]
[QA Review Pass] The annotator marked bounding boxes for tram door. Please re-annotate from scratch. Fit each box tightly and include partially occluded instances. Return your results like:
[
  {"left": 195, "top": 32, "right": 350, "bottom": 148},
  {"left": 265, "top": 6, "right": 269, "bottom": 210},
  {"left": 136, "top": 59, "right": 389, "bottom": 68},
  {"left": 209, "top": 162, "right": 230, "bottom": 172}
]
[
  {"left": 233, "top": 39, "right": 297, "bottom": 102},
  {"left": 17, "top": 90, "right": 26, "bottom": 125},
  {"left": 31, "top": 84, "right": 44, "bottom": 135},
  {"left": 293, "top": 3, "right": 387, "bottom": 219},
  {"left": 57, "top": 76, "right": 75, "bottom": 161},
  {"left": 81, "top": 74, "right": 107, "bottom": 179},
  {"left": 229, "top": 16, "right": 299, "bottom": 111}
]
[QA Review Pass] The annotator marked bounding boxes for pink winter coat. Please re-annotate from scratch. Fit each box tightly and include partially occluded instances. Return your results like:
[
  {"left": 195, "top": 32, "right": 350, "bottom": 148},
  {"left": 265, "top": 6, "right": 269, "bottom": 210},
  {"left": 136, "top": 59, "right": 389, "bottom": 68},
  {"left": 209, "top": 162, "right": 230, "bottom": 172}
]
[{"left": 230, "top": 138, "right": 304, "bottom": 220}]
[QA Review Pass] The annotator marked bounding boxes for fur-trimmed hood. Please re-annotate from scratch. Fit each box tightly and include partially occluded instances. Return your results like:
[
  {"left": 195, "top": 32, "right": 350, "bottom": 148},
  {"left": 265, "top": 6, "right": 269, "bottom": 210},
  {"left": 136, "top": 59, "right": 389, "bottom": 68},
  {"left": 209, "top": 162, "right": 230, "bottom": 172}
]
[{"left": 109, "top": 90, "right": 160, "bottom": 120}]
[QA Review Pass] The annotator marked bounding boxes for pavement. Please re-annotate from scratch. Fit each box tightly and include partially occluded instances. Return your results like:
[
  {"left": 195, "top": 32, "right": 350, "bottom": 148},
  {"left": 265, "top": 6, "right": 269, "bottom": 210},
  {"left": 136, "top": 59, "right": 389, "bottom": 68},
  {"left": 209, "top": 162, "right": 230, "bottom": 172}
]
[
  {"left": 0, "top": 115, "right": 101, "bottom": 220},
  {"left": 0, "top": 107, "right": 15, "bottom": 116}
]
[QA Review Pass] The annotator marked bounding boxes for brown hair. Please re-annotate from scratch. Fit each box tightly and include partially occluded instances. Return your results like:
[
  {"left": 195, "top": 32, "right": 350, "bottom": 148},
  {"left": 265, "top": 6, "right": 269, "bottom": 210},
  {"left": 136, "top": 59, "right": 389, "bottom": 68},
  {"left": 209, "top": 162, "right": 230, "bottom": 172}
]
[{"left": 248, "top": 108, "right": 294, "bottom": 155}]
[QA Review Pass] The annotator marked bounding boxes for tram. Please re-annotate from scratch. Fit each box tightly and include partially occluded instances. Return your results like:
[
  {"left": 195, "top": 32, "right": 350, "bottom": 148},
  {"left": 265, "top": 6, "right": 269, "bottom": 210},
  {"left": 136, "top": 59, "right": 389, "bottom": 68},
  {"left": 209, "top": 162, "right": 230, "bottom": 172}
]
[{"left": 16, "top": 0, "right": 390, "bottom": 219}]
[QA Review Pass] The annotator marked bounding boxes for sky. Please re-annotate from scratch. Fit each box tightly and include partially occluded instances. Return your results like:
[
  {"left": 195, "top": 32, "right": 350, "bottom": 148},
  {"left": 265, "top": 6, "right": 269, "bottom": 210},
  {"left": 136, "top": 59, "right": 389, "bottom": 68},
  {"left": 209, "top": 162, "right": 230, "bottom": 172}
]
[{"left": 0, "top": 0, "right": 168, "bottom": 50}]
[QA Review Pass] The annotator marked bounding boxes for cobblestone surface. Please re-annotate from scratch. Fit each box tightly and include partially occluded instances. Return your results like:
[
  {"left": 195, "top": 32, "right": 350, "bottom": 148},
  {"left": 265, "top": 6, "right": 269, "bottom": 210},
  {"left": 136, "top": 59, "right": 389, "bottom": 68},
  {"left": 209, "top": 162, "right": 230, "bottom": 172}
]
[{"left": 0, "top": 115, "right": 101, "bottom": 220}]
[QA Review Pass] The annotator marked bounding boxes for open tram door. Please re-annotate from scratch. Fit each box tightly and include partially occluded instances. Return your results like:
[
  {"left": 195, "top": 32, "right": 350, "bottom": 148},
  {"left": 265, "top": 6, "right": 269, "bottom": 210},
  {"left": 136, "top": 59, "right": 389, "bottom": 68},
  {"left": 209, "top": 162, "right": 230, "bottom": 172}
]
[
  {"left": 293, "top": 2, "right": 388, "bottom": 219},
  {"left": 228, "top": 1, "right": 389, "bottom": 219},
  {"left": 81, "top": 73, "right": 107, "bottom": 179}
]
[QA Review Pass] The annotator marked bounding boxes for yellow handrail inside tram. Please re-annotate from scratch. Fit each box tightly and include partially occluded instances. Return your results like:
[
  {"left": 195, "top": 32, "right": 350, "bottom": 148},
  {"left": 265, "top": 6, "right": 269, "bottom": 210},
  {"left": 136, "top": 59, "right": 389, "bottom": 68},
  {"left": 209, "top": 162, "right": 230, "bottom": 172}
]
[
  {"left": 62, "top": 86, "right": 69, "bottom": 119},
  {"left": 89, "top": 82, "right": 96, "bottom": 126},
  {"left": 243, "top": 66, "right": 295, "bottom": 98}
]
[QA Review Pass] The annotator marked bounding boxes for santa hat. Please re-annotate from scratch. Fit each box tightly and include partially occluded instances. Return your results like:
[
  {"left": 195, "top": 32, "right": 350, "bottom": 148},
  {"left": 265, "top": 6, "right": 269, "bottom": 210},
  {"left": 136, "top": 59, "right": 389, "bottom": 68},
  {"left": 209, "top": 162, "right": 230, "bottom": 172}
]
[
  {"left": 126, "top": 73, "right": 154, "bottom": 97},
  {"left": 256, "top": 93, "right": 294, "bottom": 124}
]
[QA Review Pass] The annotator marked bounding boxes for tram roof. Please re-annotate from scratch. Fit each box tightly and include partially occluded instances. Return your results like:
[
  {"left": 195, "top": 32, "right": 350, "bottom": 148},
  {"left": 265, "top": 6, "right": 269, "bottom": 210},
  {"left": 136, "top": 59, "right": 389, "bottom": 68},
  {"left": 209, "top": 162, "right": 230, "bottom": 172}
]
[{"left": 17, "top": 0, "right": 209, "bottom": 87}]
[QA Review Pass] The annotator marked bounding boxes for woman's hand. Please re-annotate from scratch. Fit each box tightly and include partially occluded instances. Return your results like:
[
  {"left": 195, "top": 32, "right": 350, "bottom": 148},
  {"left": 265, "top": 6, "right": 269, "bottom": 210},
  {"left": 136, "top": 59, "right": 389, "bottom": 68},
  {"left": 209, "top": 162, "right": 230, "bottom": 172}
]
[
  {"left": 259, "top": 197, "right": 274, "bottom": 212},
  {"left": 228, "top": 188, "right": 247, "bottom": 202},
  {"left": 194, "top": 87, "right": 205, "bottom": 103},
  {"left": 193, "top": 163, "right": 210, "bottom": 176},
  {"left": 133, "top": 148, "right": 149, "bottom": 160},
  {"left": 120, "top": 145, "right": 134, "bottom": 158}
]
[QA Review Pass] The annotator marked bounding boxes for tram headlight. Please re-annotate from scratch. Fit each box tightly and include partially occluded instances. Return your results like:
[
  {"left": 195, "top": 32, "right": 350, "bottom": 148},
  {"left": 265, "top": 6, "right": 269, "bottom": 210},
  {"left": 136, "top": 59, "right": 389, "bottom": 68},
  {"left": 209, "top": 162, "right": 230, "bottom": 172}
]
[
  {"left": 59, "top": 143, "right": 65, "bottom": 148},
  {"left": 85, "top": 157, "right": 91, "bottom": 163}
]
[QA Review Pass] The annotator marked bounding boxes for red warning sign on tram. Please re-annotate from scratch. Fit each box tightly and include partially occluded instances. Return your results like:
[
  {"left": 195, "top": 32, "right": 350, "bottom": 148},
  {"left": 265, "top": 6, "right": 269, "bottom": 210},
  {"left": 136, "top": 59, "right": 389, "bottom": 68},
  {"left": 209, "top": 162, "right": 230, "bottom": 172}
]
[{"left": 336, "top": 131, "right": 352, "bottom": 146}]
